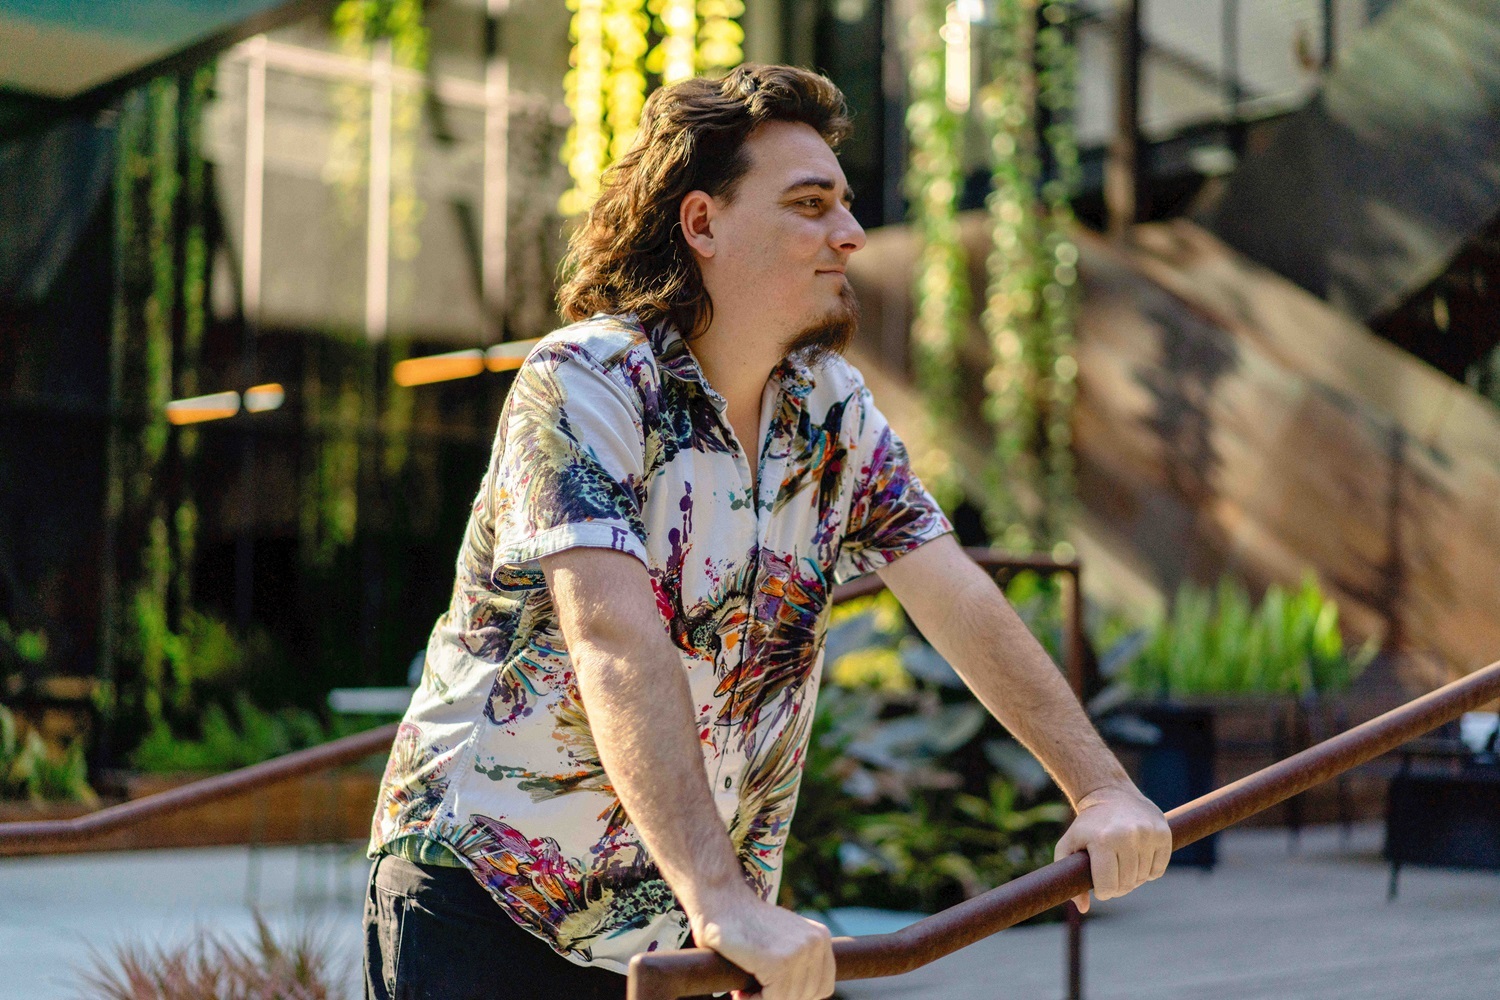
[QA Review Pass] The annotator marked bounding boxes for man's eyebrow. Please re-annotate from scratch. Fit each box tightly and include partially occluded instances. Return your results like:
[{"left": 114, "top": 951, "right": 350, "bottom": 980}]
[{"left": 783, "top": 177, "right": 856, "bottom": 204}]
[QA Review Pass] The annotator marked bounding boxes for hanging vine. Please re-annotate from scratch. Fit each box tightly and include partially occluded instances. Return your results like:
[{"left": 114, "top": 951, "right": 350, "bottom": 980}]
[
  {"left": 977, "top": 0, "right": 1079, "bottom": 554},
  {"left": 560, "top": 0, "right": 611, "bottom": 216},
  {"left": 903, "top": 0, "right": 970, "bottom": 508},
  {"left": 695, "top": 0, "right": 745, "bottom": 74},
  {"left": 648, "top": 0, "right": 696, "bottom": 84},
  {"left": 1036, "top": 0, "right": 1080, "bottom": 554},
  {"left": 312, "top": 0, "right": 430, "bottom": 565},
  {"left": 107, "top": 68, "right": 216, "bottom": 739},
  {"left": 138, "top": 77, "right": 180, "bottom": 726},
  {"left": 562, "top": 0, "right": 742, "bottom": 215},
  {"left": 172, "top": 66, "right": 213, "bottom": 664}
]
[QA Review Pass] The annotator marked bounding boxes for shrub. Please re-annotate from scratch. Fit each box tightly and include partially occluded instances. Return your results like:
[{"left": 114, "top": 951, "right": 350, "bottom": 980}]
[
  {"left": 77, "top": 914, "right": 349, "bottom": 1000},
  {"left": 0, "top": 702, "right": 98, "bottom": 805},
  {"left": 130, "top": 695, "right": 337, "bottom": 774},
  {"left": 1121, "top": 574, "right": 1375, "bottom": 700},
  {"left": 781, "top": 584, "right": 1071, "bottom": 915}
]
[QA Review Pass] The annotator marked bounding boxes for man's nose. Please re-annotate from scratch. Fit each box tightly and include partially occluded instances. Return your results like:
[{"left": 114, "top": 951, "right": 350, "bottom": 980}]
[{"left": 832, "top": 206, "right": 866, "bottom": 254}]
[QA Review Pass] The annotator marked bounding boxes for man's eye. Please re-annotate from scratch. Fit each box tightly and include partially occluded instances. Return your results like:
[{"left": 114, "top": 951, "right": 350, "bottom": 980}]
[{"left": 799, "top": 198, "right": 823, "bottom": 208}]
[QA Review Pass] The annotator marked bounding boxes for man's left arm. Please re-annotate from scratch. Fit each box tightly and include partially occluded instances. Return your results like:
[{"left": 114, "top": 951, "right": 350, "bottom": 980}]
[{"left": 876, "top": 534, "right": 1173, "bottom": 912}]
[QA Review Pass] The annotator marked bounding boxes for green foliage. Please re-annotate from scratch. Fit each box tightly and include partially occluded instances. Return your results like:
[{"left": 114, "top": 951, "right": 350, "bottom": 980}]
[
  {"left": 1121, "top": 575, "right": 1376, "bottom": 699},
  {"left": 130, "top": 694, "right": 338, "bottom": 774},
  {"left": 782, "top": 581, "right": 1072, "bottom": 914},
  {"left": 0, "top": 703, "right": 99, "bottom": 805},
  {"left": 904, "top": 0, "right": 972, "bottom": 507},
  {"left": 0, "top": 619, "right": 48, "bottom": 669},
  {"left": 845, "top": 777, "right": 1068, "bottom": 911},
  {"left": 978, "top": 0, "right": 1080, "bottom": 551},
  {"left": 124, "top": 598, "right": 287, "bottom": 729}
]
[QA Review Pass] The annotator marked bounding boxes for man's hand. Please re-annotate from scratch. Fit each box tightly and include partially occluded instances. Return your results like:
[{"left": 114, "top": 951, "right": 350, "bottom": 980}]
[
  {"left": 878, "top": 538, "right": 1174, "bottom": 914},
  {"left": 1052, "top": 782, "right": 1173, "bottom": 913},
  {"left": 690, "top": 889, "right": 836, "bottom": 1000}
]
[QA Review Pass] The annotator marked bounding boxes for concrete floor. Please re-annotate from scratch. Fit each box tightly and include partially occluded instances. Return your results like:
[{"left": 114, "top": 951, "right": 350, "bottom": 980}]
[
  {"left": 1, "top": 823, "right": 1496, "bottom": 999},
  {"left": 0, "top": 841, "right": 368, "bottom": 1000},
  {"left": 834, "top": 822, "right": 1500, "bottom": 1000}
]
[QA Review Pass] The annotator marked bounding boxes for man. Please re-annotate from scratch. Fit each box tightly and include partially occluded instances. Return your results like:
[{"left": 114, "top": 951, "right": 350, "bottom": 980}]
[{"left": 364, "top": 64, "right": 1171, "bottom": 1000}]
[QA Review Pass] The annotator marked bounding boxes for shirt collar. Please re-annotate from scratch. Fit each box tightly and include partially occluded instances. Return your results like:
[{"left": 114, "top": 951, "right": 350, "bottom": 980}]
[{"left": 636, "top": 315, "right": 816, "bottom": 407}]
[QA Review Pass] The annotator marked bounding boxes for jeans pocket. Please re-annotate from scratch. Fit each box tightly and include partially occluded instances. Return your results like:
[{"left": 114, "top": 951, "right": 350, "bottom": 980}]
[{"left": 372, "top": 882, "right": 408, "bottom": 999}]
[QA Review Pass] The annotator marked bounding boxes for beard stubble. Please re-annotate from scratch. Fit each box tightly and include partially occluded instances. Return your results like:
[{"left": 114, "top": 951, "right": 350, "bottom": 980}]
[{"left": 780, "top": 281, "right": 860, "bottom": 366}]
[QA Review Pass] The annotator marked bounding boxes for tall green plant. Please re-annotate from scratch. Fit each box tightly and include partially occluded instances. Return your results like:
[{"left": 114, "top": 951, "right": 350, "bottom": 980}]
[{"left": 1123, "top": 575, "right": 1375, "bottom": 699}]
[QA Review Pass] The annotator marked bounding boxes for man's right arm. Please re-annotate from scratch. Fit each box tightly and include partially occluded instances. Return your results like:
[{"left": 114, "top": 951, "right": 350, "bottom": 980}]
[{"left": 540, "top": 547, "right": 835, "bottom": 1000}]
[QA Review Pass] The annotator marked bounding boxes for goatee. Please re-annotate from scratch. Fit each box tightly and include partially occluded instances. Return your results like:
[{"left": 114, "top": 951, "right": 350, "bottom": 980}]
[{"left": 781, "top": 283, "right": 860, "bottom": 366}]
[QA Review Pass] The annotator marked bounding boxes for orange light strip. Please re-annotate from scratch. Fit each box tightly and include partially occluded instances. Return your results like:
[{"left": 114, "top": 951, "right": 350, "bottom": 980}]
[
  {"left": 242, "top": 383, "right": 285, "bottom": 413},
  {"left": 393, "top": 349, "right": 486, "bottom": 387},
  {"left": 485, "top": 338, "right": 540, "bottom": 372},
  {"left": 165, "top": 391, "right": 241, "bottom": 425}
]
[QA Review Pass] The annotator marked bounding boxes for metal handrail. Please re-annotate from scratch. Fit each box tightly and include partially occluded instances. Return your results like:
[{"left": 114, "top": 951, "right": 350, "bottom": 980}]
[
  {"left": 0, "top": 722, "right": 399, "bottom": 854},
  {"left": 626, "top": 659, "right": 1500, "bottom": 1000}
]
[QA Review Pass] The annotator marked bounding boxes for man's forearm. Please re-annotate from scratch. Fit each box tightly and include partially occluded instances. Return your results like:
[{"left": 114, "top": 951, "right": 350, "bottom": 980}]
[
  {"left": 917, "top": 566, "right": 1130, "bottom": 808},
  {"left": 572, "top": 638, "right": 752, "bottom": 917}
]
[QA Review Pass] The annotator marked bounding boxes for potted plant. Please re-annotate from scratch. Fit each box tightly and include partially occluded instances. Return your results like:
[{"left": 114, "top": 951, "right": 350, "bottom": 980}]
[{"left": 1093, "top": 574, "right": 1375, "bottom": 866}]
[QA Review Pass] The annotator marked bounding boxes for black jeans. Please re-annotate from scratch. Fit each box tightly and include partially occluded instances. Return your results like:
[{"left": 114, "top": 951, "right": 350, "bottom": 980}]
[{"left": 363, "top": 854, "right": 715, "bottom": 1000}]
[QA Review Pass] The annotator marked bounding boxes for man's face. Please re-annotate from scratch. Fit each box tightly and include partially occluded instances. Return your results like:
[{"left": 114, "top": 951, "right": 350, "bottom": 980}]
[{"left": 692, "top": 120, "right": 867, "bottom": 361}]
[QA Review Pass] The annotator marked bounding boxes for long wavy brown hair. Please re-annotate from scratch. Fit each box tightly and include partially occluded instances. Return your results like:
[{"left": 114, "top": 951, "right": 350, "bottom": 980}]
[{"left": 556, "top": 64, "right": 852, "bottom": 339}]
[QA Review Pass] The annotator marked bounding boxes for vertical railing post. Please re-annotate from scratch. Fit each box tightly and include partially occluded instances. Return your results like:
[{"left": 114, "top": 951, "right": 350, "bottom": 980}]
[
  {"left": 1221, "top": 0, "right": 1243, "bottom": 156},
  {"left": 1062, "top": 563, "right": 1086, "bottom": 1000},
  {"left": 1106, "top": 0, "right": 1142, "bottom": 239}
]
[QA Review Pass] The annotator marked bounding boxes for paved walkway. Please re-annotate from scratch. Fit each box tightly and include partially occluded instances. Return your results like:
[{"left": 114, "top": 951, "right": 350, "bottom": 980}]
[
  {"left": 1, "top": 823, "right": 1495, "bottom": 999},
  {"left": 836, "top": 822, "right": 1500, "bottom": 1000}
]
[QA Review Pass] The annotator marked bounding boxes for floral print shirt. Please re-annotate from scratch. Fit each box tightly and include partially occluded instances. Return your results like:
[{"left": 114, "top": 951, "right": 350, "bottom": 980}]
[{"left": 368, "top": 313, "right": 952, "bottom": 972}]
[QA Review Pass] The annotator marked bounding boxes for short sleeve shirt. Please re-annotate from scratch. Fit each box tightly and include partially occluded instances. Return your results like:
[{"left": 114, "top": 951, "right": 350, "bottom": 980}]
[{"left": 368, "top": 313, "right": 952, "bottom": 972}]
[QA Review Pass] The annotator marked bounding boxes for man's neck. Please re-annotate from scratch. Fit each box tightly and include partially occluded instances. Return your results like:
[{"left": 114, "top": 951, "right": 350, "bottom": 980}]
[
  {"left": 686, "top": 316, "right": 789, "bottom": 485},
  {"left": 688, "top": 317, "right": 784, "bottom": 418}
]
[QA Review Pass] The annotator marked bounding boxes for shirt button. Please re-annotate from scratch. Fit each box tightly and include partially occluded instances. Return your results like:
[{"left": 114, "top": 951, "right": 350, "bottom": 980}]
[{"left": 724, "top": 775, "right": 733, "bottom": 790}]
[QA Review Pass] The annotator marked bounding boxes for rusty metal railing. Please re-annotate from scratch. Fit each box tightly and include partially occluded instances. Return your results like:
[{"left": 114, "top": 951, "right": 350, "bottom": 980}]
[
  {"left": 0, "top": 722, "right": 399, "bottom": 854},
  {"left": 625, "top": 658, "right": 1500, "bottom": 1000}
]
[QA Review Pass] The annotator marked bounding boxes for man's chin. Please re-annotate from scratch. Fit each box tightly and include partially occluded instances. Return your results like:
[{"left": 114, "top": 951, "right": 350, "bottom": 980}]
[{"left": 782, "top": 286, "right": 860, "bottom": 365}]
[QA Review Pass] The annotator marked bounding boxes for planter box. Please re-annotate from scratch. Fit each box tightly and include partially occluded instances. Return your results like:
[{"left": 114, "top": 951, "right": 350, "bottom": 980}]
[
  {"left": 1107, "top": 695, "right": 1389, "bottom": 839},
  {"left": 0, "top": 767, "right": 384, "bottom": 857}
]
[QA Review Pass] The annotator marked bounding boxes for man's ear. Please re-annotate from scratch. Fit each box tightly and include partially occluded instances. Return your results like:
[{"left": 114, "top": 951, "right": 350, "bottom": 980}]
[{"left": 680, "top": 190, "right": 715, "bottom": 260}]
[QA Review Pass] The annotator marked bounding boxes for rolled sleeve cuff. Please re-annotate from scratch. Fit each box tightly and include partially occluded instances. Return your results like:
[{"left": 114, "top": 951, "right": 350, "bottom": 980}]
[
  {"left": 492, "top": 520, "right": 650, "bottom": 592},
  {"left": 832, "top": 518, "right": 954, "bottom": 586}
]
